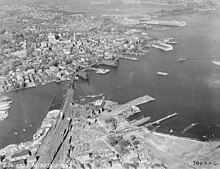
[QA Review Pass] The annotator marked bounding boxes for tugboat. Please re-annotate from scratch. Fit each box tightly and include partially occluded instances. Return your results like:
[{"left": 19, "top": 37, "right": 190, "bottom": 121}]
[{"left": 178, "top": 58, "right": 186, "bottom": 62}]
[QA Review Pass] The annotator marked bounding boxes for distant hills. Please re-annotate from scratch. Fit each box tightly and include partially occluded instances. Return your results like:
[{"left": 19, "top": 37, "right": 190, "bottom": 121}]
[{"left": 0, "top": 0, "right": 216, "bottom": 8}]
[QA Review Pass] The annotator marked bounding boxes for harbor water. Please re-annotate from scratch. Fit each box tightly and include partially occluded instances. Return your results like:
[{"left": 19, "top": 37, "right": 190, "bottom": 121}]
[
  {"left": 1, "top": 5, "right": 220, "bottom": 148},
  {"left": 0, "top": 82, "right": 69, "bottom": 149}
]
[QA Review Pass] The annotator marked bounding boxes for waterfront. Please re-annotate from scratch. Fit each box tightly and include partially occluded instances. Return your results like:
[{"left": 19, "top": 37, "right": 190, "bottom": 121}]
[
  {"left": 1, "top": 5, "right": 220, "bottom": 150},
  {"left": 0, "top": 82, "right": 68, "bottom": 149},
  {"left": 75, "top": 9, "right": 220, "bottom": 140}
]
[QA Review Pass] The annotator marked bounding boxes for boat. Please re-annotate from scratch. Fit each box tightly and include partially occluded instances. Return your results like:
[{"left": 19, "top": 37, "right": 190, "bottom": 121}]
[
  {"left": 86, "top": 93, "right": 104, "bottom": 98},
  {"left": 181, "top": 123, "right": 198, "bottom": 134},
  {"left": 212, "top": 60, "right": 220, "bottom": 66},
  {"left": 157, "top": 72, "right": 168, "bottom": 76},
  {"left": 178, "top": 58, "right": 186, "bottom": 62},
  {"left": 96, "top": 68, "right": 110, "bottom": 75}
]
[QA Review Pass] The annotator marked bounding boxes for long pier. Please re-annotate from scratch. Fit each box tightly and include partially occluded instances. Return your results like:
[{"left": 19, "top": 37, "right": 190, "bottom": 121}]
[{"left": 147, "top": 113, "right": 178, "bottom": 126}]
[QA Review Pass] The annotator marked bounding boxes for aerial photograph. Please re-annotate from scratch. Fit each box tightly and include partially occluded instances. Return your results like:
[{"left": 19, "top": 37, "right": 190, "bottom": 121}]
[{"left": 0, "top": 0, "right": 220, "bottom": 168}]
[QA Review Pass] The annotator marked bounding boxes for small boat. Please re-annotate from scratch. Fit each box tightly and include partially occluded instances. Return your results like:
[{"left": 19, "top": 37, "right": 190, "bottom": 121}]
[
  {"left": 212, "top": 60, "right": 220, "bottom": 66},
  {"left": 170, "top": 129, "right": 173, "bottom": 133},
  {"left": 157, "top": 72, "right": 168, "bottom": 76},
  {"left": 96, "top": 68, "right": 110, "bottom": 75},
  {"left": 178, "top": 58, "right": 186, "bottom": 62},
  {"left": 86, "top": 93, "right": 104, "bottom": 98}
]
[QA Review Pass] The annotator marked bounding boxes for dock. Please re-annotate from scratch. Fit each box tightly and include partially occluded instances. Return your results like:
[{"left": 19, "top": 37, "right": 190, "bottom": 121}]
[
  {"left": 146, "top": 113, "right": 178, "bottom": 126},
  {"left": 152, "top": 41, "right": 173, "bottom": 51},
  {"left": 110, "top": 95, "right": 155, "bottom": 115},
  {"left": 131, "top": 117, "right": 151, "bottom": 126}
]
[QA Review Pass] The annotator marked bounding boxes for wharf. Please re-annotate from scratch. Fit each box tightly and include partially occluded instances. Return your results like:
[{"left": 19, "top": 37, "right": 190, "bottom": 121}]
[
  {"left": 146, "top": 112, "right": 178, "bottom": 126},
  {"left": 110, "top": 95, "right": 155, "bottom": 115},
  {"left": 152, "top": 41, "right": 173, "bottom": 51},
  {"left": 131, "top": 117, "right": 151, "bottom": 126}
]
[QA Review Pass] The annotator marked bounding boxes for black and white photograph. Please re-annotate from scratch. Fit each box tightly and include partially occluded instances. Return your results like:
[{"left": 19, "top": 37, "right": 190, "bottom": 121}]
[{"left": 0, "top": 0, "right": 220, "bottom": 168}]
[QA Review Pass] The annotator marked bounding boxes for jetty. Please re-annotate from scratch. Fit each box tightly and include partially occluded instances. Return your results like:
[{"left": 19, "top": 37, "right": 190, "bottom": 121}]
[
  {"left": 146, "top": 112, "right": 178, "bottom": 126},
  {"left": 152, "top": 41, "right": 173, "bottom": 51},
  {"left": 131, "top": 117, "right": 151, "bottom": 126},
  {"left": 110, "top": 95, "right": 155, "bottom": 115}
]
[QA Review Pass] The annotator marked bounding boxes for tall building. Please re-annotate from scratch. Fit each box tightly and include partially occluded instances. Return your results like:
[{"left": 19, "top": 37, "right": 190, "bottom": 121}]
[{"left": 48, "top": 33, "right": 57, "bottom": 44}]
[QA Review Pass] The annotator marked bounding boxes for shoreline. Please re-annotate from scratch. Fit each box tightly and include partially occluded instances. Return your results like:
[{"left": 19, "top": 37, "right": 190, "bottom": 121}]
[
  {"left": 0, "top": 80, "right": 219, "bottom": 169},
  {"left": 0, "top": 87, "right": 215, "bottom": 155}
]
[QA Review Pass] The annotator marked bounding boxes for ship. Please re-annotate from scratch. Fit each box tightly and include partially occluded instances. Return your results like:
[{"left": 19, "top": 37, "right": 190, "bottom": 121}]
[
  {"left": 157, "top": 72, "right": 168, "bottom": 76},
  {"left": 178, "top": 58, "right": 186, "bottom": 62},
  {"left": 145, "top": 20, "right": 186, "bottom": 27},
  {"left": 181, "top": 123, "right": 198, "bottom": 134},
  {"left": 212, "top": 60, "right": 220, "bottom": 66}
]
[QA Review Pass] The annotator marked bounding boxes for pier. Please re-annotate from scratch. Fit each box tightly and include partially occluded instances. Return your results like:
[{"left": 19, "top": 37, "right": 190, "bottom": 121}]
[
  {"left": 131, "top": 117, "right": 151, "bottom": 126},
  {"left": 146, "top": 113, "right": 178, "bottom": 126},
  {"left": 152, "top": 41, "right": 173, "bottom": 51},
  {"left": 111, "top": 95, "right": 155, "bottom": 115}
]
